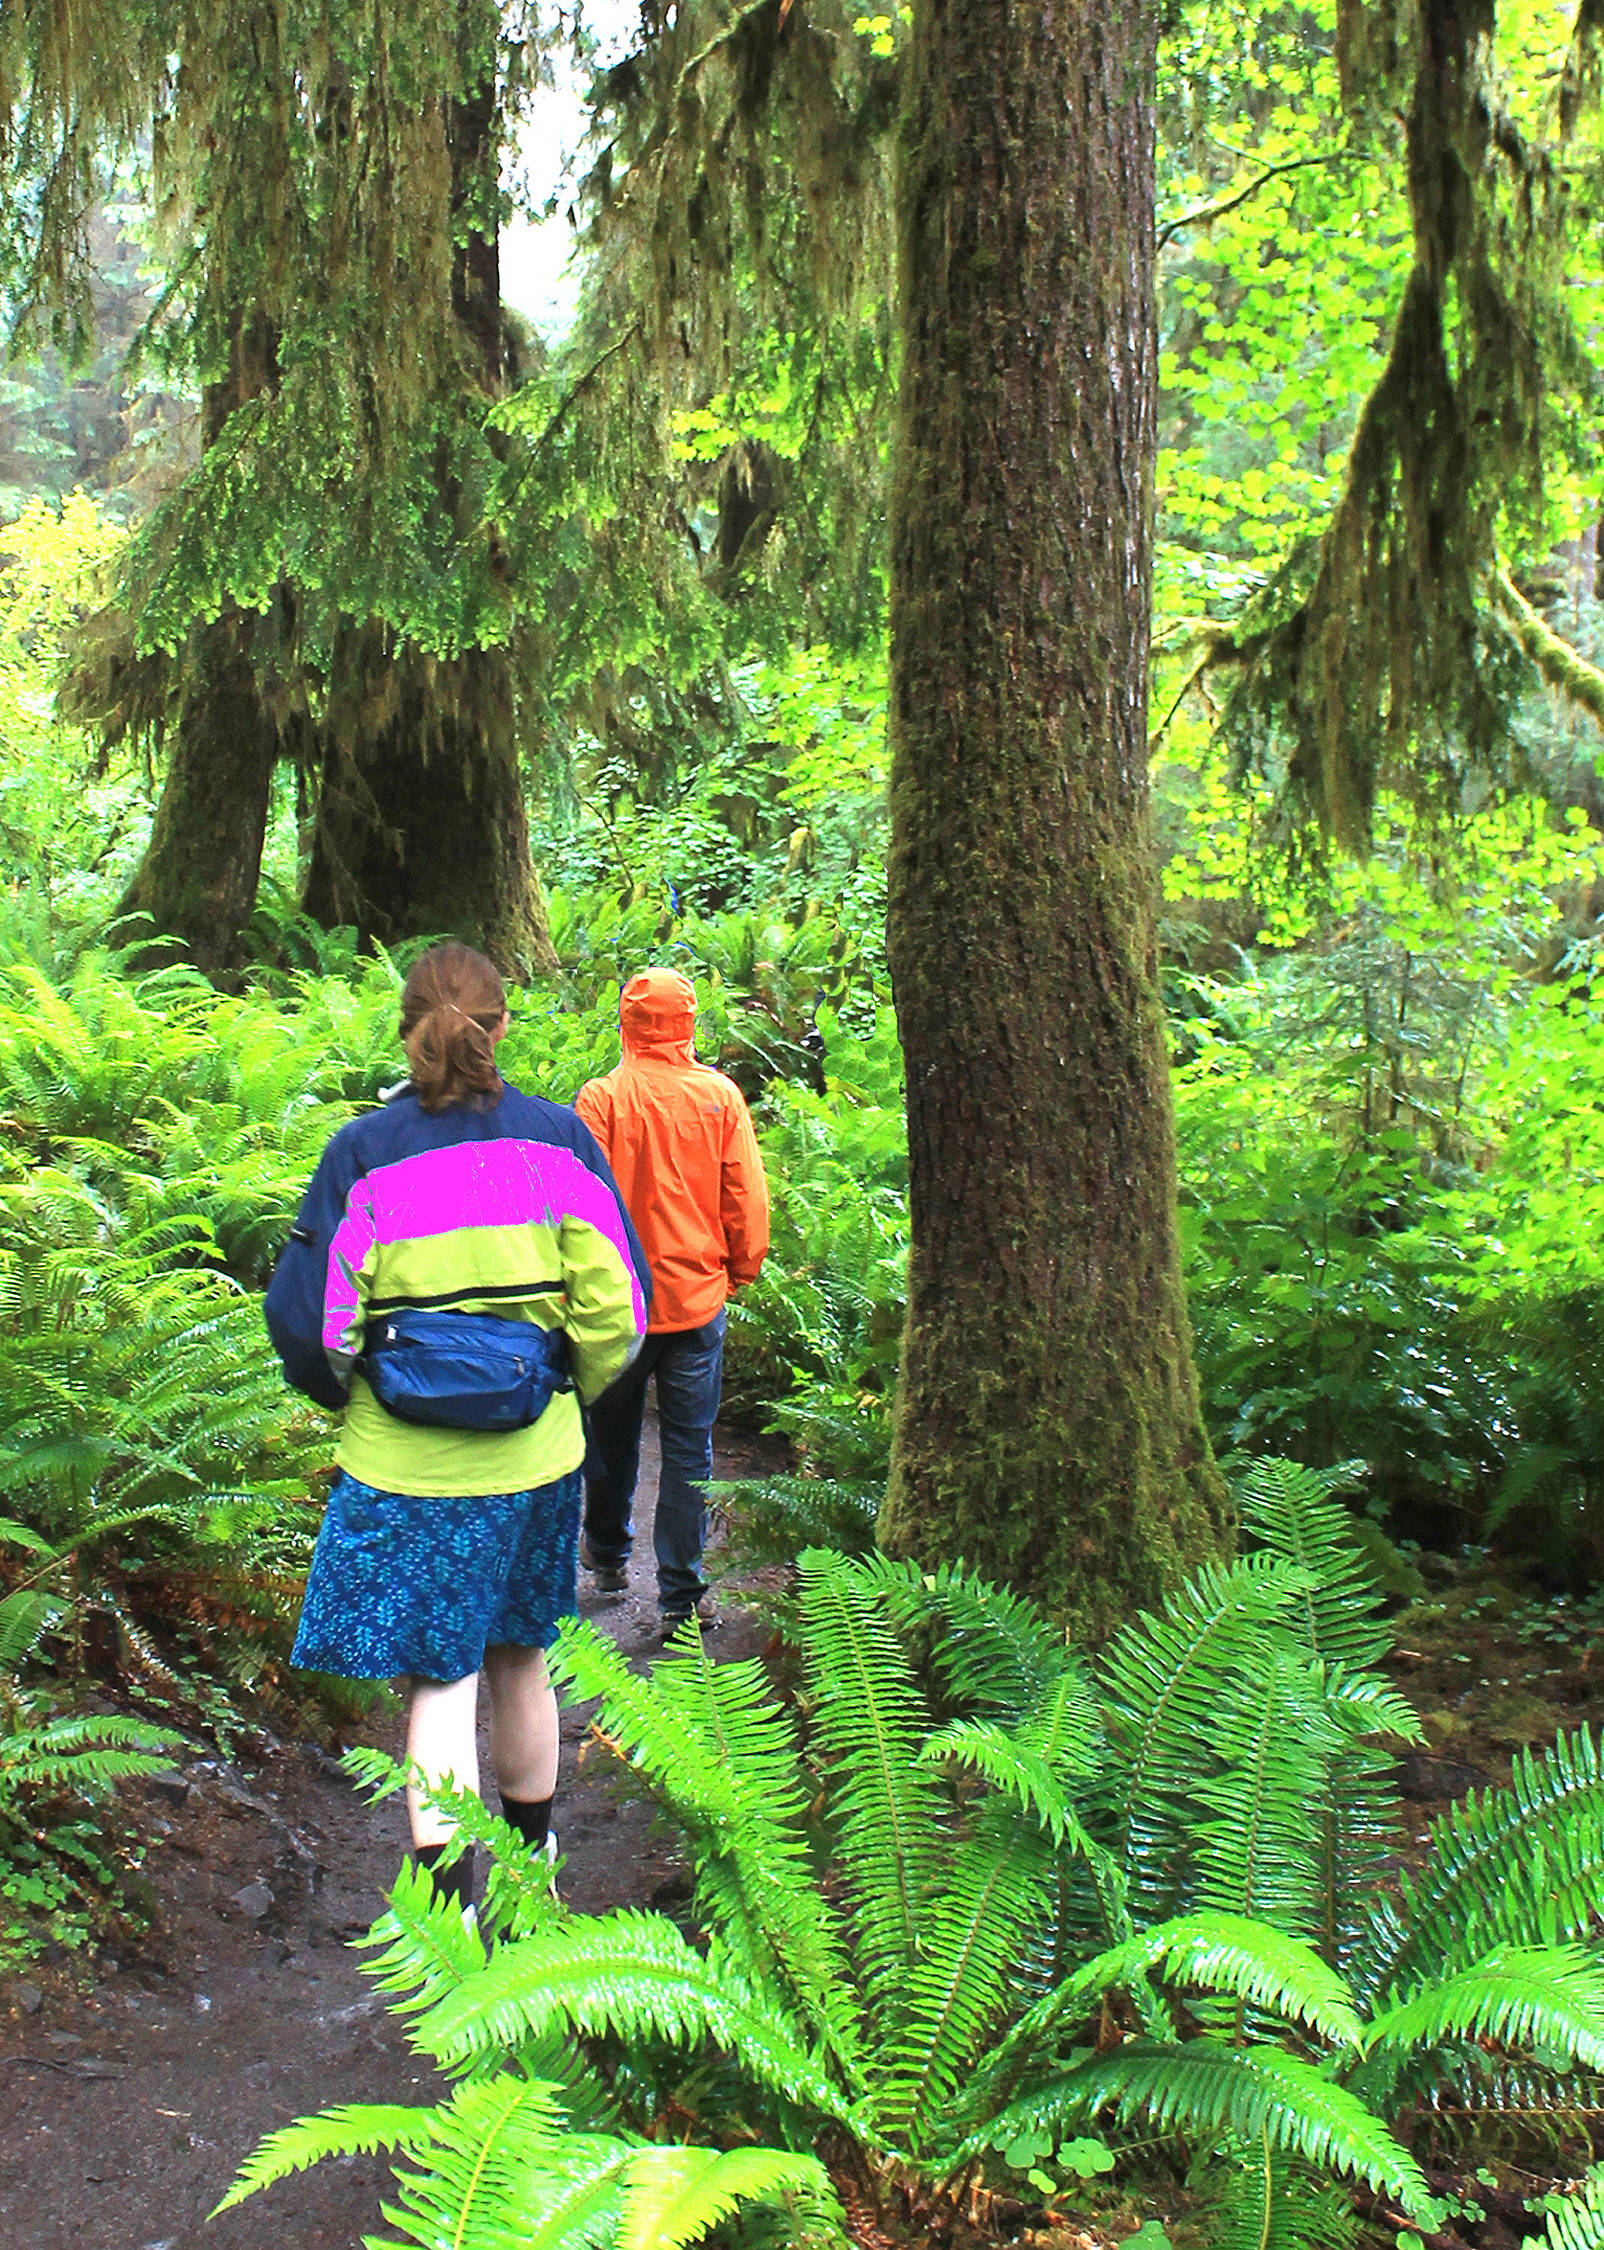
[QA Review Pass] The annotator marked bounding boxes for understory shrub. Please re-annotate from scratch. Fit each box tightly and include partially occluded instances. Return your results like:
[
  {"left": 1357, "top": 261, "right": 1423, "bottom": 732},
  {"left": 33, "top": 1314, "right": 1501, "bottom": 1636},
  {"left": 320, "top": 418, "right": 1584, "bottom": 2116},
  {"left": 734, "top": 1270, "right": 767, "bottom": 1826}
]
[{"left": 224, "top": 1465, "right": 1604, "bottom": 2249}]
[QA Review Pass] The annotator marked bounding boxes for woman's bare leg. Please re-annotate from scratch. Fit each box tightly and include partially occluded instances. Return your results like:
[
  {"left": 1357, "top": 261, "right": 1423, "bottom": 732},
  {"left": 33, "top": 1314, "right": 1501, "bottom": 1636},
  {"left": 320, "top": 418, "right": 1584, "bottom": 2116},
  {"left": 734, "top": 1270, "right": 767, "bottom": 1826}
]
[
  {"left": 405, "top": 1670, "right": 480, "bottom": 1847},
  {"left": 483, "top": 1643, "right": 559, "bottom": 1805}
]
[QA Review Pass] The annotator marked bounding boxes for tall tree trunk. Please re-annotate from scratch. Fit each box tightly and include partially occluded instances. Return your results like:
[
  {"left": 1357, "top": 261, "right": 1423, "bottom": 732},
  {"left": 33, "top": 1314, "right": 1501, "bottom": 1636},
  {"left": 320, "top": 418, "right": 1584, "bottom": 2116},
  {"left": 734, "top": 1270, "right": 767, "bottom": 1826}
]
[
  {"left": 113, "top": 320, "right": 282, "bottom": 978},
  {"left": 114, "top": 619, "right": 281, "bottom": 980},
  {"left": 301, "top": 0, "right": 555, "bottom": 977},
  {"left": 302, "top": 636, "right": 556, "bottom": 977},
  {"left": 877, "top": 0, "right": 1229, "bottom": 1635}
]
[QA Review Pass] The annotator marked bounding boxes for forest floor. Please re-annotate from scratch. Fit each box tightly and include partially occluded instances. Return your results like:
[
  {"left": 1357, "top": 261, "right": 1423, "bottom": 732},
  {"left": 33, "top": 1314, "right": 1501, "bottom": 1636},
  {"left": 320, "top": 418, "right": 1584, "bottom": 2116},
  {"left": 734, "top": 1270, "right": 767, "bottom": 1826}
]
[
  {"left": 2, "top": 1475, "right": 1602, "bottom": 2250},
  {"left": 0, "top": 1414, "right": 779, "bottom": 2250}
]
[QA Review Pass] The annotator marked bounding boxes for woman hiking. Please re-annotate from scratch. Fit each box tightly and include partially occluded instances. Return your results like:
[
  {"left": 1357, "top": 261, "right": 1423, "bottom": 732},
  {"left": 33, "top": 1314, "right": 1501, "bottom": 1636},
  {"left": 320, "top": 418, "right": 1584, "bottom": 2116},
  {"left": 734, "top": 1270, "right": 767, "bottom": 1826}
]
[{"left": 264, "top": 942, "right": 649, "bottom": 1919}]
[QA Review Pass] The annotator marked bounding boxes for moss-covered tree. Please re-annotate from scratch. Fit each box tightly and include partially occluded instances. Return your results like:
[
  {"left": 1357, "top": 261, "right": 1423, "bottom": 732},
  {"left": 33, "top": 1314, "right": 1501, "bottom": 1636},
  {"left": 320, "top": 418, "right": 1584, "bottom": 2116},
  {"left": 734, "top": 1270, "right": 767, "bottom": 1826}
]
[
  {"left": 106, "top": 315, "right": 287, "bottom": 978},
  {"left": 299, "top": 1, "right": 555, "bottom": 975},
  {"left": 0, "top": 0, "right": 554, "bottom": 978},
  {"left": 875, "top": 0, "right": 1229, "bottom": 1631}
]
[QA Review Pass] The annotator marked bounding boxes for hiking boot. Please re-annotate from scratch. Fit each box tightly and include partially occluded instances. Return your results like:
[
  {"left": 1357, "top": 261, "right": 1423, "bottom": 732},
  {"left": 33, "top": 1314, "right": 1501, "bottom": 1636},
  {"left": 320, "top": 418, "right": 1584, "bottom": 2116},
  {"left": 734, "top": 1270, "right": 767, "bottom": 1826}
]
[
  {"left": 658, "top": 1595, "right": 722, "bottom": 1644},
  {"left": 579, "top": 1534, "right": 629, "bottom": 1594}
]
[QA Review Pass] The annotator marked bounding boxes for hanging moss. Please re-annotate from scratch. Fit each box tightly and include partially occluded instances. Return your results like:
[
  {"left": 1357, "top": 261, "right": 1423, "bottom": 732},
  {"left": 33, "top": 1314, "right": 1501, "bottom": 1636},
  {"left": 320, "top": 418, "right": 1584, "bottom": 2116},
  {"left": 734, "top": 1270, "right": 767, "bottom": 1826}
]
[
  {"left": 1, "top": 0, "right": 564, "bottom": 975},
  {"left": 1205, "top": 0, "right": 1602, "bottom": 841}
]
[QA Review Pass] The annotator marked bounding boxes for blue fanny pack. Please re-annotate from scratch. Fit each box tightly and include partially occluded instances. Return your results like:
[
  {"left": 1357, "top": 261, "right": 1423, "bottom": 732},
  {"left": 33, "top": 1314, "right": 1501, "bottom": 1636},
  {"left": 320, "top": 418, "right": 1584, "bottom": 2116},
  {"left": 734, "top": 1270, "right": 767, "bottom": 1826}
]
[{"left": 362, "top": 1310, "right": 571, "bottom": 1432}]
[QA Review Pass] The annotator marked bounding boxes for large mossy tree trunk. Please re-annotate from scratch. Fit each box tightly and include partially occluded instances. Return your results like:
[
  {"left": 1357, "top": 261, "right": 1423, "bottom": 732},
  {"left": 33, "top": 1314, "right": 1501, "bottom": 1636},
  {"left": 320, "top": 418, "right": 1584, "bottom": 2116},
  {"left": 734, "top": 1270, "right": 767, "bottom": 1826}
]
[
  {"left": 301, "top": 637, "right": 556, "bottom": 977},
  {"left": 876, "top": 0, "right": 1229, "bottom": 1635},
  {"left": 300, "top": 1, "right": 554, "bottom": 979},
  {"left": 113, "top": 324, "right": 283, "bottom": 980},
  {"left": 114, "top": 617, "right": 281, "bottom": 980}
]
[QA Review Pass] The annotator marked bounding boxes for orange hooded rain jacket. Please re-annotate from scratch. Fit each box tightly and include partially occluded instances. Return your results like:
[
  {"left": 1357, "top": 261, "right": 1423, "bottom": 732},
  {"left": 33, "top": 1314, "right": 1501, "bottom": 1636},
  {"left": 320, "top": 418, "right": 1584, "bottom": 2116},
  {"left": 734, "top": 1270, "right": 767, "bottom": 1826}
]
[{"left": 575, "top": 968, "right": 770, "bottom": 1333}]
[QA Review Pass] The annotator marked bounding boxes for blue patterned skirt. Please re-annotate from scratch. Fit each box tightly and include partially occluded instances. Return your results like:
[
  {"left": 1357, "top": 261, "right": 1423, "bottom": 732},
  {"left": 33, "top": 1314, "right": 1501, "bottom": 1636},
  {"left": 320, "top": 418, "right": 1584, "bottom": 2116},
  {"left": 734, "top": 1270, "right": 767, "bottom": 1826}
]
[{"left": 291, "top": 1468, "right": 581, "bottom": 1682}]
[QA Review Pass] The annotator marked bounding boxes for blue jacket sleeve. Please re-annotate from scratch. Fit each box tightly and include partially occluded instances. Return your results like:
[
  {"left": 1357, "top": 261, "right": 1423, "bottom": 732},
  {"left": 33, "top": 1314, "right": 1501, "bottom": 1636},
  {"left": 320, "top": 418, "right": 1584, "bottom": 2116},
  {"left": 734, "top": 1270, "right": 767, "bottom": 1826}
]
[{"left": 263, "top": 1135, "right": 363, "bottom": 1411}]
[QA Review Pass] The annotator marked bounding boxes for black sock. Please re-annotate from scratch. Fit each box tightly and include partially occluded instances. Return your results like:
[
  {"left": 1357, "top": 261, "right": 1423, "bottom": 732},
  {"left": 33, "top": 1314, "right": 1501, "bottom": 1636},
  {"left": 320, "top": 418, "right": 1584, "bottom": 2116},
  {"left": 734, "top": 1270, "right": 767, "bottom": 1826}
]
[
  {"left": 499, "top": 1793, "right": 554, "bottom": 1851},
  {"left": 414, "top": 1841, "right": 477, "bottom": 1915}
]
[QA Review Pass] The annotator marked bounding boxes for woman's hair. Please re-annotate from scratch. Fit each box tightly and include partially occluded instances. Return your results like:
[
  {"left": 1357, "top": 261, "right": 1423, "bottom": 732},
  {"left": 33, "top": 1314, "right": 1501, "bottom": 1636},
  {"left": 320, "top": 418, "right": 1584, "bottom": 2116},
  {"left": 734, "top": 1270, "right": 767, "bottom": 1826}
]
[{"left": 398, "top": 943, "right": 507, "bottom": 1112}]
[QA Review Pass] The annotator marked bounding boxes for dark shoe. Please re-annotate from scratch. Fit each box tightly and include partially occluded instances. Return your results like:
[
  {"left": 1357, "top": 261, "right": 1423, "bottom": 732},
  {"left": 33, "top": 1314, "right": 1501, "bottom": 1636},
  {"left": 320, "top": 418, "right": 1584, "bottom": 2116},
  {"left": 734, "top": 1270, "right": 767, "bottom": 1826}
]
[
  {"left": 580, "top": 1534, "right": 629, "bottom": 1595},
  {"left": 658, "top": 1596, "right": 722, "bottom": 1643}
]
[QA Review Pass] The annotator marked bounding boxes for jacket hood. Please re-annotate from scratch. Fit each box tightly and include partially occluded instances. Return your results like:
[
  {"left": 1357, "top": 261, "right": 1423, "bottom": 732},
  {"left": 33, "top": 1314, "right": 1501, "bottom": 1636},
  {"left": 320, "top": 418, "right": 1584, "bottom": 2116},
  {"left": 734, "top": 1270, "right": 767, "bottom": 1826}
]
[{"left": 620, "top": 967, "right": 698, "bottom": 1060}]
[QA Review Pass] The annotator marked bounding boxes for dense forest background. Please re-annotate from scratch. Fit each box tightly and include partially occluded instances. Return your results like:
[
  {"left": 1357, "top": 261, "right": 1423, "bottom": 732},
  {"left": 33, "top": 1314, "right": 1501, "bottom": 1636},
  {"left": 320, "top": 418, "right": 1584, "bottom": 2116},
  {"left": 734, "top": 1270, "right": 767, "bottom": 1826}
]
[
  {"left": 4, "top": 0, "right": 1603, "bottom": 1578},
  {"left": 7, "top": 2, "right": 1604, "bottom": 2245}
]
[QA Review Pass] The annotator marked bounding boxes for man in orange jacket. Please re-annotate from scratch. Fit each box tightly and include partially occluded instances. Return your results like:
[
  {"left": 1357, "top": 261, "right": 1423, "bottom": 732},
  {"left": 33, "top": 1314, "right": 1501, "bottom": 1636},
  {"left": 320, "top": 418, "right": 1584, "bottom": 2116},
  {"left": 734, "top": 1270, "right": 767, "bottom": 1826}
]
[{"left": 575, "top": 967, "right": 770, "bottom": 1631}]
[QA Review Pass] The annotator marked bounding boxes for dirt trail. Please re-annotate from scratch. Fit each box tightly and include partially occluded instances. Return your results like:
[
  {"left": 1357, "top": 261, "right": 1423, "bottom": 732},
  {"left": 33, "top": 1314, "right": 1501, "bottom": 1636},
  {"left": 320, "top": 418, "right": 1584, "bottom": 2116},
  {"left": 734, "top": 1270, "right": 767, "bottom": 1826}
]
[{"left": 0, "top": 1415, "right": 773, "bottom": 2250}]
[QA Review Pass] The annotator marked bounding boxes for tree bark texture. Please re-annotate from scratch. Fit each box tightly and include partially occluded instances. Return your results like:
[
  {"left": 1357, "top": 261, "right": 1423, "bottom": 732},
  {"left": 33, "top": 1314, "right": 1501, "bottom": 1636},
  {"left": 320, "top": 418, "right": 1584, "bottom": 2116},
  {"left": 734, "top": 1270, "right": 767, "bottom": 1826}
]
[
  {"left": 877, "top": 0, "right": 1229, "bottom": 1635},
  {"left": 302, "top": 637, "right": 556, "bottom": 978},
  {"left": 114, "top": 613, "right": 281, "bottom": 982},
  {"left": 113, "top": 319, "right": 284, "bottom": 979}
]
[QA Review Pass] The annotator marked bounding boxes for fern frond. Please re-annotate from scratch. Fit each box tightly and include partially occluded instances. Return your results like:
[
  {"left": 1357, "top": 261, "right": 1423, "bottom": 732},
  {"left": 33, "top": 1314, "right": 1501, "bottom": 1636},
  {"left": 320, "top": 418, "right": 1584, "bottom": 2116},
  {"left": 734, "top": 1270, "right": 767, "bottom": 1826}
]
[
  {"left": 413, "top": 1910, "right": 858, "bottom": 2129},
  {"left": 1098, "top": 1554, "right": 1311, "bottom": 1914},
  {"left": 859, "top": 1552, "right": 1074, "bottom": 1722},
  {"left": 550, "top": 1617, "right": 859, "bottom": 2067},
  {"left": 1363, "top": 1945, "right": 1604, "bottom": 2073},
  {"left": 0, "top": 1712, "right": 181, "bottom": 1800},
  {"left": 795, "top": 1549, "right": 946, "bottom": 2019},
  {"left": 1234, "top": 1459, "right": 1391, "bottom": 1674},
  {"left": 1080, "top": 1913, "right": 1362, "bottom": 2048},
  {"left": 214, "top": 2104, "right": 444, "bottom": 2212},
  {"left": 352, "top": 1761, "right": 565, "bottom": 1946},
  {"left": 0, "top": 1586, "right": 60, "bottom": 1668},
  {"left": 974, "top": 2041, "right": 1432, "bottom": 2217},
  {"left": 359, "top": 1857, "right": 490, "bottom": 2021},
  {"left": 1191, "top": 1650, "right": 1348, "bottom": 1939},
  {"left": 1194, "top": 2145, "right": 1361, "bottom": 2250},
  {"left": 370, "top": 2078, "right": 626, "bottom": 2250},
  {"left": 1524, "top": 2167, "right": 1604, "bottom": 2250},
  {"left": 618, "top": 2145, "right": 842, "bottom": 2250},
  {"left": 876, "top": 1799, "right": 1059, "bottom": 2148},
  {"left": 1315, "top": 1741, "right": 1409, "bottom": 1977},
  {"left": 964, "top": 1910, "right": 1362, "bottom": 2135},
  {"left": 507, "top": 2139, "right": 633, "bottom": 2250},
  {"left": 0, "top": 1518, "right": 53, "bottom": 1553},
  {"left": 917, "top": 1719, "right": 1090, "bottom": 1850},
  {"left": 1355, "top": 1728, "right": 1604, "bottom": 2003},
  {"left": 1316, "top": 1665, "right": 1424, "bottom": 1747}
]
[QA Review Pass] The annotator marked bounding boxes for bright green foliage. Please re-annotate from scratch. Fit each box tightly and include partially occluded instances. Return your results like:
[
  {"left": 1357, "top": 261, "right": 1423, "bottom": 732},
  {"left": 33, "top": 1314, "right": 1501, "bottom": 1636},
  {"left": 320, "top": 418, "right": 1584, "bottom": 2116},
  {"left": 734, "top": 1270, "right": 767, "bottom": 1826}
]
[
  {"left": 1200, "top": 2147, "right": 1359, "bottom": 2250},
  {"left": 230, "top": 1498, "right": 1604, "bottom": 2247},
  {"left": 983, "top": 2042, "right": 1431, "bottom": 2210},
  {"left": 0, "top": 494, "right": 147, "bottom": 958},
  {"left": 1154, "top": 0, "right": 1604, "bottom": 833},
  {"left": 0, "top": 0, "right": 542, "bottom": 669},
  {"left": 0, "top": 1709, "right": 178, "bottom": 1805},
  {"left": 218, "top": 2069, "right": 837, "bottom": 2250},
  {"left": 0, "top": 1701, "right": 179, "bottom": 1966},
  {"left": 1361, "top": 1944, "right": 1604, "bottom": 2072},
  {"left": 1357, "top": 1726, "right": 1604, "bottom": 2003},
  {"left": 1527, "top": 2169, "right": 1604, "bottom": 2250},
  {"left": 1236, "top": 1459, "right": 1391, "bottom": 1671}
]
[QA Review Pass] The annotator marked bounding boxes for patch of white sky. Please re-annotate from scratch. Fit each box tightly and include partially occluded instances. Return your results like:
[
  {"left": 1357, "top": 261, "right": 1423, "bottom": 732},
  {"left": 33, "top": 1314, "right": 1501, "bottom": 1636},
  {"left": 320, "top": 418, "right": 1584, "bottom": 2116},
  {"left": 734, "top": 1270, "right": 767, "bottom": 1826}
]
[{"left": 500, "top": 0, "right": 639, "bottom": 340}]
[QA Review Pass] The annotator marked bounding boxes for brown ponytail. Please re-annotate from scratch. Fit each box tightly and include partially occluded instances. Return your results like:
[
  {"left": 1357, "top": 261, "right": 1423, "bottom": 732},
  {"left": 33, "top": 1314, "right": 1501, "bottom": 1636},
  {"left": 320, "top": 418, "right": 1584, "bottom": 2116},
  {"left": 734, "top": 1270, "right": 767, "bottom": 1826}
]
[{"left": 398, "top": 943, "right": 507, "bottom": 1112}]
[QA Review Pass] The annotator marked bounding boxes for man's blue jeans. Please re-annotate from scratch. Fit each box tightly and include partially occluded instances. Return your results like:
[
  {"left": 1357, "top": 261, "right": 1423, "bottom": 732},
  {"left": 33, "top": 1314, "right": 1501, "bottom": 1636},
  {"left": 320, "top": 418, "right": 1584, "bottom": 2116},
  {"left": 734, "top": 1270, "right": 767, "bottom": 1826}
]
[{"left": 582, "top": 1310, "right": 726, "bottom": 1616}]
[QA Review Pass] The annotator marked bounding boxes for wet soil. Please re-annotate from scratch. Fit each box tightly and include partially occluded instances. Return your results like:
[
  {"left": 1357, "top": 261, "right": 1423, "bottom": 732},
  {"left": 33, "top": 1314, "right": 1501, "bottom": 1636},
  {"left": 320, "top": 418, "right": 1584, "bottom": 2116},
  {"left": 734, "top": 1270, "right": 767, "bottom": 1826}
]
[
  {"left": 0, "top": 1415, "right": 778, "bottom": 2250},
  {"left": 7, "top": 1473, "right": 1602, "bottom": 2250},
  {"left": 1382, "top": 1550, "right": 1603, "bottom": 1818}
]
